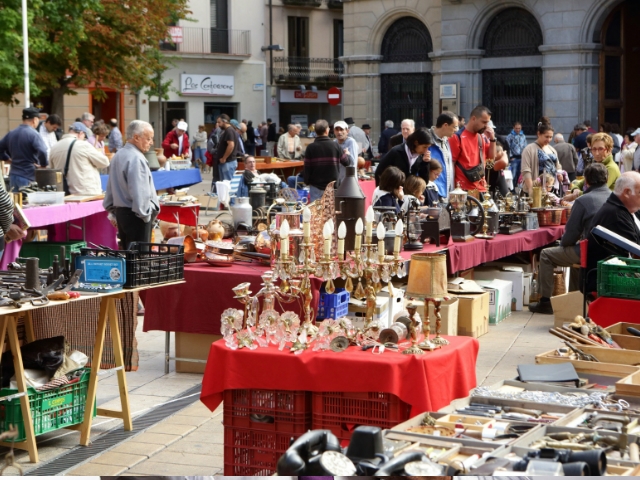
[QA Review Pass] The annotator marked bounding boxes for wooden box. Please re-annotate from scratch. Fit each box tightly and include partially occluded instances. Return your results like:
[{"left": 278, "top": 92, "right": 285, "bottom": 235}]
[
  {"left": 535, "top": 347, "right": 640, "bottom": 380},
  {"left": 616, "top": 370, "right": 640, "bottom": 397},
  {"left": 435, "top": 413, "right": 494, "bottom": 432}
]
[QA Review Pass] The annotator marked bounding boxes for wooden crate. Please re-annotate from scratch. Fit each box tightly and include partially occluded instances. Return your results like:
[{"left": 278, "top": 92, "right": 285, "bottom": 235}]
[
  {"left": 535, "top": 347, "right": 640, "bottom": 379},
  {"left": 616, "top": 370, "right": 640, "bottom": 397}
]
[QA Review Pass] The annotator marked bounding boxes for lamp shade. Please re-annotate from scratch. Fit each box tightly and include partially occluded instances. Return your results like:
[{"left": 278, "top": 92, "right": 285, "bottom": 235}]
[{"left": 406, "top": 253, "right": 447, "bottom": 298}]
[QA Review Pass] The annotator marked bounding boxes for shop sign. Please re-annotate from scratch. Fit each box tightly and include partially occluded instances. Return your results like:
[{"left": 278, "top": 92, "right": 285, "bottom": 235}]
[
  {"left": 294, "top": 91, "right": 318, "bottom": 99},
  {"left": 280, "top": 89, "right": 329, "bottom": 103},
  {"left": 168, "top": 26, "right": 183, "bottom": 44},
  {"left": 180, "top": 74, "right": 234, "bottom": 96}
]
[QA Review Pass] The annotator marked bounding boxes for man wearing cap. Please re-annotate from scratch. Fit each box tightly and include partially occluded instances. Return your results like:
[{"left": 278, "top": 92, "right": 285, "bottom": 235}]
[
  {"left": 333, "top": 121, "right": 358, "bottom": 183},
  {"left": 104, "top": 120, "right": 159, "bottom": 250},
  {"left": 162, "top": 120, "right": 190, "bottom": 160},
  {"left": 344, "top": 117, "right": 369, "bottom": 158},
  {"left": 277, "top": 124, "right": 302, "bottom": 160},
  {"left": 0, "top": 107, "right": 48, "bottom": 191},
  {"left": 50, "top": 123, "right": 110, "bottom": 195},
  {"left": 216, "top": 114, "right": 238, "bottom": 181}
]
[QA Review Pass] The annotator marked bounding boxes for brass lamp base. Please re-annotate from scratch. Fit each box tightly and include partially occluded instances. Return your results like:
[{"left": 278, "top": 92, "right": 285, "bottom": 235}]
[
  {"left": 402, "top": 343, "right": 425, "bottom": 355},
  {"left": 431, "top": 334, "right": 449, "bottom": 346},
  {"left": 417, "top": 340, "right": 438, "bottom": 351}
]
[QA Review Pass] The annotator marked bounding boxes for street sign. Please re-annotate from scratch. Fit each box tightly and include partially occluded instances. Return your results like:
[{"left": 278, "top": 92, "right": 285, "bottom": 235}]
[{"left": 327, "top": 87, "right": 342, "bottom": 106}]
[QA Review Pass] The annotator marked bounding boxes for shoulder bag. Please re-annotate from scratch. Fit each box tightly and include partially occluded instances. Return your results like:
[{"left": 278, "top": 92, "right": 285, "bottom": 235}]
[
  {"left": 62, "top": 139, "right": 77, "bottom": 195},
  {"left": 454, "top": 130, "right": 485, "bottom": 183}
]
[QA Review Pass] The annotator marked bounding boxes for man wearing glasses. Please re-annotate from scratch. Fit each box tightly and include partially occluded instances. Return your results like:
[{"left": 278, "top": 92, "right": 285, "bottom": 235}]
[
  {"left": 81, "top": 112, "right": 95, "bottom": 141},
  {"left": 428, "top": 111, "right": 459, "bottom": 198}
]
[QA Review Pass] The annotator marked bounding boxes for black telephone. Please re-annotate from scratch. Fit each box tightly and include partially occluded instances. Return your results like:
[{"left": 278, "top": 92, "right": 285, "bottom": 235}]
[{"left": 276, "top": 430, "right": 345, "bottom": 475}]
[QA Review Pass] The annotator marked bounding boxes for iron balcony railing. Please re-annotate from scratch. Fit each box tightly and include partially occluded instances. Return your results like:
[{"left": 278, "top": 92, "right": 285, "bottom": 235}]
[
  {"left": 281, "top": 0, "right": 322, "bottom": 6},
  {"left": 273, "top": 57, "right": 344, "bottom": 84},
  {"left": 160, "top": 27, "right": 251, "bottom": 56}
]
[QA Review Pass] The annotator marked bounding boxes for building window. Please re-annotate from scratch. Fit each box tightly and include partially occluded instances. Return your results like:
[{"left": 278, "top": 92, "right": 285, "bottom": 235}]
[
  {"left": 481, "top": 8, "right": 543, "bottom": 134},
  {"left": 211, "top": 0, "right": 229, "bottom": 53},
  {"left": 381, "top": 17, "right": 432, "bottom": 63}
]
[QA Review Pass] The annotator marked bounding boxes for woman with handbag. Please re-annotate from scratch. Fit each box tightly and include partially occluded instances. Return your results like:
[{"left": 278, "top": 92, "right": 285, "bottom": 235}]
[{"left": 521, "top": 119, "right": 562, "bottom": 196}]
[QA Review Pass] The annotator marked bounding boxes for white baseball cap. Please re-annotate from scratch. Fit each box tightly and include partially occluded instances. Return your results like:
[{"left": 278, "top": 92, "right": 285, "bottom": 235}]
[
  {"left": 334, "top": 120, "right": 348, "bottom": 130},
  {"left": 177, "top": 121, "right": 188, "bottom": 131},
  {"left": 631, "top": 128, "right": 640, "bottom": 137}
]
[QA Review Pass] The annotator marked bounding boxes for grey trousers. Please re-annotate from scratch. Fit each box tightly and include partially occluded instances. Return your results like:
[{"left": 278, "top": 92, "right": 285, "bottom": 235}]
[{"left": 539, "top": 245, "right": 581, "bottom": 298}]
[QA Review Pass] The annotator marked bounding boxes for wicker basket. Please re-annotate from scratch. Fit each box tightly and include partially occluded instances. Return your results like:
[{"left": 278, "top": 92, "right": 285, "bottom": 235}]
[
  {"left": 560, "top": 207, "right": 571, "bottom": 225},
  {"left": 537, "top": 208, "right": 563, "bottom": 226}
]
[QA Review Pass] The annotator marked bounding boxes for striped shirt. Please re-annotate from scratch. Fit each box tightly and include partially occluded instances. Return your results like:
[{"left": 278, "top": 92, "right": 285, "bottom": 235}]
[
  {"left": 0, "top": 181, "right": 15, "bottom": 238},
  {"left": 303, "top": 136, "right": 349, "bottom": 190}
]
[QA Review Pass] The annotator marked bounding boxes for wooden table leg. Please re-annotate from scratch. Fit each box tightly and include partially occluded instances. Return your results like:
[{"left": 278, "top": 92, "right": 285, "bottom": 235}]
[
  {"left": 1, "top": 316, "right": 38, "bottom": 462},
  {"left": 79, "top": 295, "right": 109, "bottom": 446},
  {"left": 23, "top": 311, "right": 35, "bottom": 343}
]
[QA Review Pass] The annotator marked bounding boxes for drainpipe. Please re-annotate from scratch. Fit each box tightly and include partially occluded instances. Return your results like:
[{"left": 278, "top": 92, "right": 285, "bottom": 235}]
[{"left": 269, "top": 0, "right": 273, "bottom": 85}]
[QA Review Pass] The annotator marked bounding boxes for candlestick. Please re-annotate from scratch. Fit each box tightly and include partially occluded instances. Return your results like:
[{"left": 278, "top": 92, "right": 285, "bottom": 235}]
[
  {"left": 365, "top": 206, "right": 374, "bottom": 243},
  {"left": 394, "top": 219, "right": 404, "bottom": 254},
  {"left": 377, "top": 222, "right": 386, "bottom": 260},
  {"left": 337, "top": 222, "right": 346, "bottom": 259},
  {"left": 355, "top": 218, "right": 363, "bottom": 253},
  {"left": 280, "top": 219, "right": 290, "bottom": 259},
  {"left": 302, "top": 206, "right": 311, "bottom": 242}
]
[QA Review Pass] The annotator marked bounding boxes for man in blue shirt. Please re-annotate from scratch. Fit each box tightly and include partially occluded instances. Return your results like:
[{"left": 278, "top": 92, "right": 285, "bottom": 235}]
[
  {"left": 0, "top": 107, "right": 48, "bottom": 191},
  {"left": 506, "top": 121, "right": 527, "bottom": 188},
  {"left": 428, "top": 112, "right": 458, "bottom": 198}
]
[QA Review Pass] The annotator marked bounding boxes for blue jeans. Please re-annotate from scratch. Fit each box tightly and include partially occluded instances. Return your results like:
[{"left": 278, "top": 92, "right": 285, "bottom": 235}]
[
  {"left": 287, "top": 174, "right": 304, "bottom": 188},
  {"left": 309, "top": 185, "right": 324, "bottom": 202},
  {"left": 9, "top": 173, "right": 32, "bottom": 192},
  {"left": 219, "top": 159, "right": 238, "bottom": 181},
  {"left": 509, "top": 157, "right": 521, "bottom": 188},
  {"left": 193, "top": 147, "right": 205, "bottom": 164}
]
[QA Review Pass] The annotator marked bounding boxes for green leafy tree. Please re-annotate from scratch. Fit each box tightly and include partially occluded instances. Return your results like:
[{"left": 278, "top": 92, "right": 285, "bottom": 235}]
[{"left": 0, "top": 0, "right": 189, "bottom": 114}]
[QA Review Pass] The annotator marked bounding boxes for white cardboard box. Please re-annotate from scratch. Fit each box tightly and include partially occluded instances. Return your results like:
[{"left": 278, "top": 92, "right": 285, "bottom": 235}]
[
  {"left": 476, "top": 279, "right": 513, "bottom": 324},
  {"left": 523, "top": 272, "right": 533, "bottom": 306},
  {"left": 347, "top": 296, "right": 390, "bottom": 330},
  {"left": 474, "top": 267, "right": 524, "bottom": 311},
  {"left": 378, "top": 286, "right": 406, "bottom": 325}
]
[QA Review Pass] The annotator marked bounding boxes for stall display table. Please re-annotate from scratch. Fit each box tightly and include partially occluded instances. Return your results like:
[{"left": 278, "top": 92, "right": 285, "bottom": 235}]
[
  {"left": 201, "top": 336, "right": 479, "bottom": 416},
  {"left": 100, "top": 168, "right": 203, "bottom": 192},
  {"left": 400, "top": 225, "right": 565, "bottom": 273},
  {"left": 0, "top": 282, "right": 180, "bottom": 463},
  {"left": 157, "top": 204, "right": 201, "bottom": 227},
  {"left": 238, "top": 160, "right": 304, "bottom": 179},
  {"left": 0, "top": 200, "right": 117, "bottom": 269}
]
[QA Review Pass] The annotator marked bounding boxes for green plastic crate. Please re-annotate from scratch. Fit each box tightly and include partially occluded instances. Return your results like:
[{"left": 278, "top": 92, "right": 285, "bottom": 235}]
[
  {"left": 597, "top": 256, "right": 640, "bottom": 300},
  {"left": 0, "top": 368, "right": 95, "bottom": 442},
  {"left": 19, "top": 241, "right": 87, "bottom": 269}
]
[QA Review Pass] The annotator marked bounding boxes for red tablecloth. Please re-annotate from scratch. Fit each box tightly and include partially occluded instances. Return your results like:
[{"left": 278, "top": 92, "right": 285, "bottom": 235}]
[
  {"left": 1, "top": 200, "right": 117, "bottom": 269},
  {"left": 141, "top": 262, "right": 322, "bottom": 335},
  {"left": 359, "top": 179, "right": 376, "bottom": 210},
  {"left": 399, "top": 226, "right": 565, "bottom": 273},
  {"left": 201, "top": 336, "right": 479, "bottom": 417}
]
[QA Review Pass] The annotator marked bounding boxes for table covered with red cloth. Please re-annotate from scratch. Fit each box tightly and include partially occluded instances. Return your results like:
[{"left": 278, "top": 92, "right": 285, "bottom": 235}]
[
  {"left": 141, "top": 262, "right": 322, "bottom": 335},
  {"left": 157, "top": 204, "right": 201, "bottom": 227},
  {"left": 359, "top": 179, "right": 376, "bottom": 210},
  {"left": 399, "top": 225, "right": 565, "bottom": 273},
  {"left": 201, "top": 335, "right": 479, "bottom": 417},
  {"left": 0, "top": 200, "right": 117, "bottom": 269}
]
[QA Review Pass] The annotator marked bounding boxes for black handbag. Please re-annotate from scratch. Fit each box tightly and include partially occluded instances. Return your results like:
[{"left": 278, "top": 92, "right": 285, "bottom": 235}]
[
  {"left": 454, "top": 131, "right": 485, "bottom": 183},
  {"left": 62, "top": 139, "right": 77, "bottom": 195}
]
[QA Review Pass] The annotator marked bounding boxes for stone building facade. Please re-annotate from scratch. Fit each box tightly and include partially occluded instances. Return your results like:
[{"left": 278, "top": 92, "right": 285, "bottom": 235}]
[{"left": 341, "top": 0, "right": 639, "bottom": 142}]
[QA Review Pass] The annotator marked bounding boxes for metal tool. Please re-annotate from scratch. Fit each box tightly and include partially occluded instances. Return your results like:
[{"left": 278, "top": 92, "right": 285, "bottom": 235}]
[{"left": 564, "top": 341, "right": 600, "bottom": 362}]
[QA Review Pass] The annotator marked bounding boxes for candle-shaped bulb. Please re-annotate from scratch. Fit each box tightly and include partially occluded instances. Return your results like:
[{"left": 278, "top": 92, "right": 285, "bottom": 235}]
[
  {"left": 365, "top": 206, "right": 374, "bottom": 223},
  {"left": 338, "top": 222, "right": 347, "bottom": 239},
  {"left": 377, "top": 222, "right": 386, "bottom": 240},
  {"left": 395, "top": 219, "right": 404, "bottom": 236},
  {"left": 355, "top": 218, "right": 364, "bottom": 235},
  {"left": 328, "top": 218, "right": 334, "bottom": 234},
  {"left": 280, "top": 219, "right": 290, "bottom": 239},
  {"left": 302, "top": 206, "right": 311, "bottom": 222},
  {"left": 323, "top": 221, "right": 332, "bottom": 240}
]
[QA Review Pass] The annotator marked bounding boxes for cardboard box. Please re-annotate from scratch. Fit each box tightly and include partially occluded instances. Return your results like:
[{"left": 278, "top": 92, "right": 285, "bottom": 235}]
[
  {"left": 456, "top": 292, "right": 490, "bottom": 338},
  {"left": 347, "top": 296, "right": 390, "bottom": 329},
  {"left": 476, "top": 279, "right": 512, "bottom": 324},
  {"left": 550, "top": 291, "right": 583, "bottom": 327},
  {"left": 175, "top": 332, "right": 222, "bottom": 373},
  {"left": 411, "top": 297, "right": 460, "bottom": 336},
  {"left": 475, "top": 268, "right": 525, "bottom": 311},
  {"left": 523, "top": 272, "right": 532, "bottom": 306},
  {"left": 485, "top": 257, "right": 533, "bottom": 273}
]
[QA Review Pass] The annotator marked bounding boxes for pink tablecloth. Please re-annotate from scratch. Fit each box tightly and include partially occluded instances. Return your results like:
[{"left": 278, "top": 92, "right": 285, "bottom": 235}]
[
  {"left": 1, "top": 200, "right": 117, "bottom": 268},
  {"left": 359, "top": 179, "right": 376, "bottom": 210},
  {"left": 400, "top": 225, "right": 565, "bottom": 273}
]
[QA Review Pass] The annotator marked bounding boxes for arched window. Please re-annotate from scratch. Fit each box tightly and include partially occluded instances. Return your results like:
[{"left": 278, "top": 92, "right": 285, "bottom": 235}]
[
  {"left": 482, "top": 8, "right": 543, "bottom": 58},
  {"left": 381, "top": 17, "right": 432, "bottom": 63},
  {"left": 481, "top": 8, "right": 543, "bottom": 134},
  {"left": 380, "top": 17, "right": 433, "bottom": 129}
]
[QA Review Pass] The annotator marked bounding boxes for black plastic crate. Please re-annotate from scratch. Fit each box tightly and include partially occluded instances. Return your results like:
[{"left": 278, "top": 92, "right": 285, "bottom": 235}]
[{"left": 80, "top": 242, "right": 184, "bottom": 288}]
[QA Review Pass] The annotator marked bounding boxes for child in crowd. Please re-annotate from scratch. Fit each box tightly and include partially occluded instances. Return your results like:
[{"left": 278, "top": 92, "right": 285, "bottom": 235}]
[
  {"left": 534, "top": 173, "right": 561, "bottom": 205},
  {"left": 372, "top": 166, "right": 405, "bottom": 214},
  {"left": 425, "top": 160, "right": 443, "bottom": 206},
  {"left": 402, "top": 175, "right": 427, "bottom": 213}
]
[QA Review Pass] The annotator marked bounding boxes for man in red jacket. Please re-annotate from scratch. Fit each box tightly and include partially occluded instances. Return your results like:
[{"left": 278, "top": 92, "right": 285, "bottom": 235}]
[{"left": 161, "top": 120, "right": 191, "bottom": 159}]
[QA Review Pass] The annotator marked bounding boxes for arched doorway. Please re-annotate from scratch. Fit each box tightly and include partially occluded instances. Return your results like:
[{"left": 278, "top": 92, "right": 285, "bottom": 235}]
[
  {"left": 481, "top": 8, "right": 543, "bottom": 135},
  {"left": 380, "top": 17, "right": 433, "bottom": 130},
  {"left": 599, "top": 0, "right": 640, "bottom": 132}
]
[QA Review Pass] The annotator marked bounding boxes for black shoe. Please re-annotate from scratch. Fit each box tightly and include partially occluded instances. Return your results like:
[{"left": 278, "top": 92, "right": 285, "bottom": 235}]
[{"left": 529, "top": 300, "right": 554, "bottom": 314}]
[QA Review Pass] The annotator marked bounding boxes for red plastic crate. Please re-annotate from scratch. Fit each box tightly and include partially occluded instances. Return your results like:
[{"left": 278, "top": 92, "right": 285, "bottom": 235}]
[
  {"left": 311, "top": 391, "right": 412, "bottom": 443},
  {"left": 223, "top": 389, "right": 311, "bottom": 433},
  {"left": 224, "top": 426, "right": 300, "bottom": 475}
]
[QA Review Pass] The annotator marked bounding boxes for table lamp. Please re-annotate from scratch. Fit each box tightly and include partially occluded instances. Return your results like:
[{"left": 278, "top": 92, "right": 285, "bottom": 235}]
[{"left": 405, "top": 252, "right": 449, "bottom": 352}]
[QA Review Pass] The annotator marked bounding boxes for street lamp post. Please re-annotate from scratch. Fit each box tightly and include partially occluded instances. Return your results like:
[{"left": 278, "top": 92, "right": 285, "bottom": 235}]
[{"left": 22, "top": 0, "right": 30, "bottom": 107}]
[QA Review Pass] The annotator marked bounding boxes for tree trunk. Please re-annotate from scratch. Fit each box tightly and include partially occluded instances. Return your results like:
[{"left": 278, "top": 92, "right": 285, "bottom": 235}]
[{"left": 50, "top": 87, "right": 65, "bottom": 118}]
